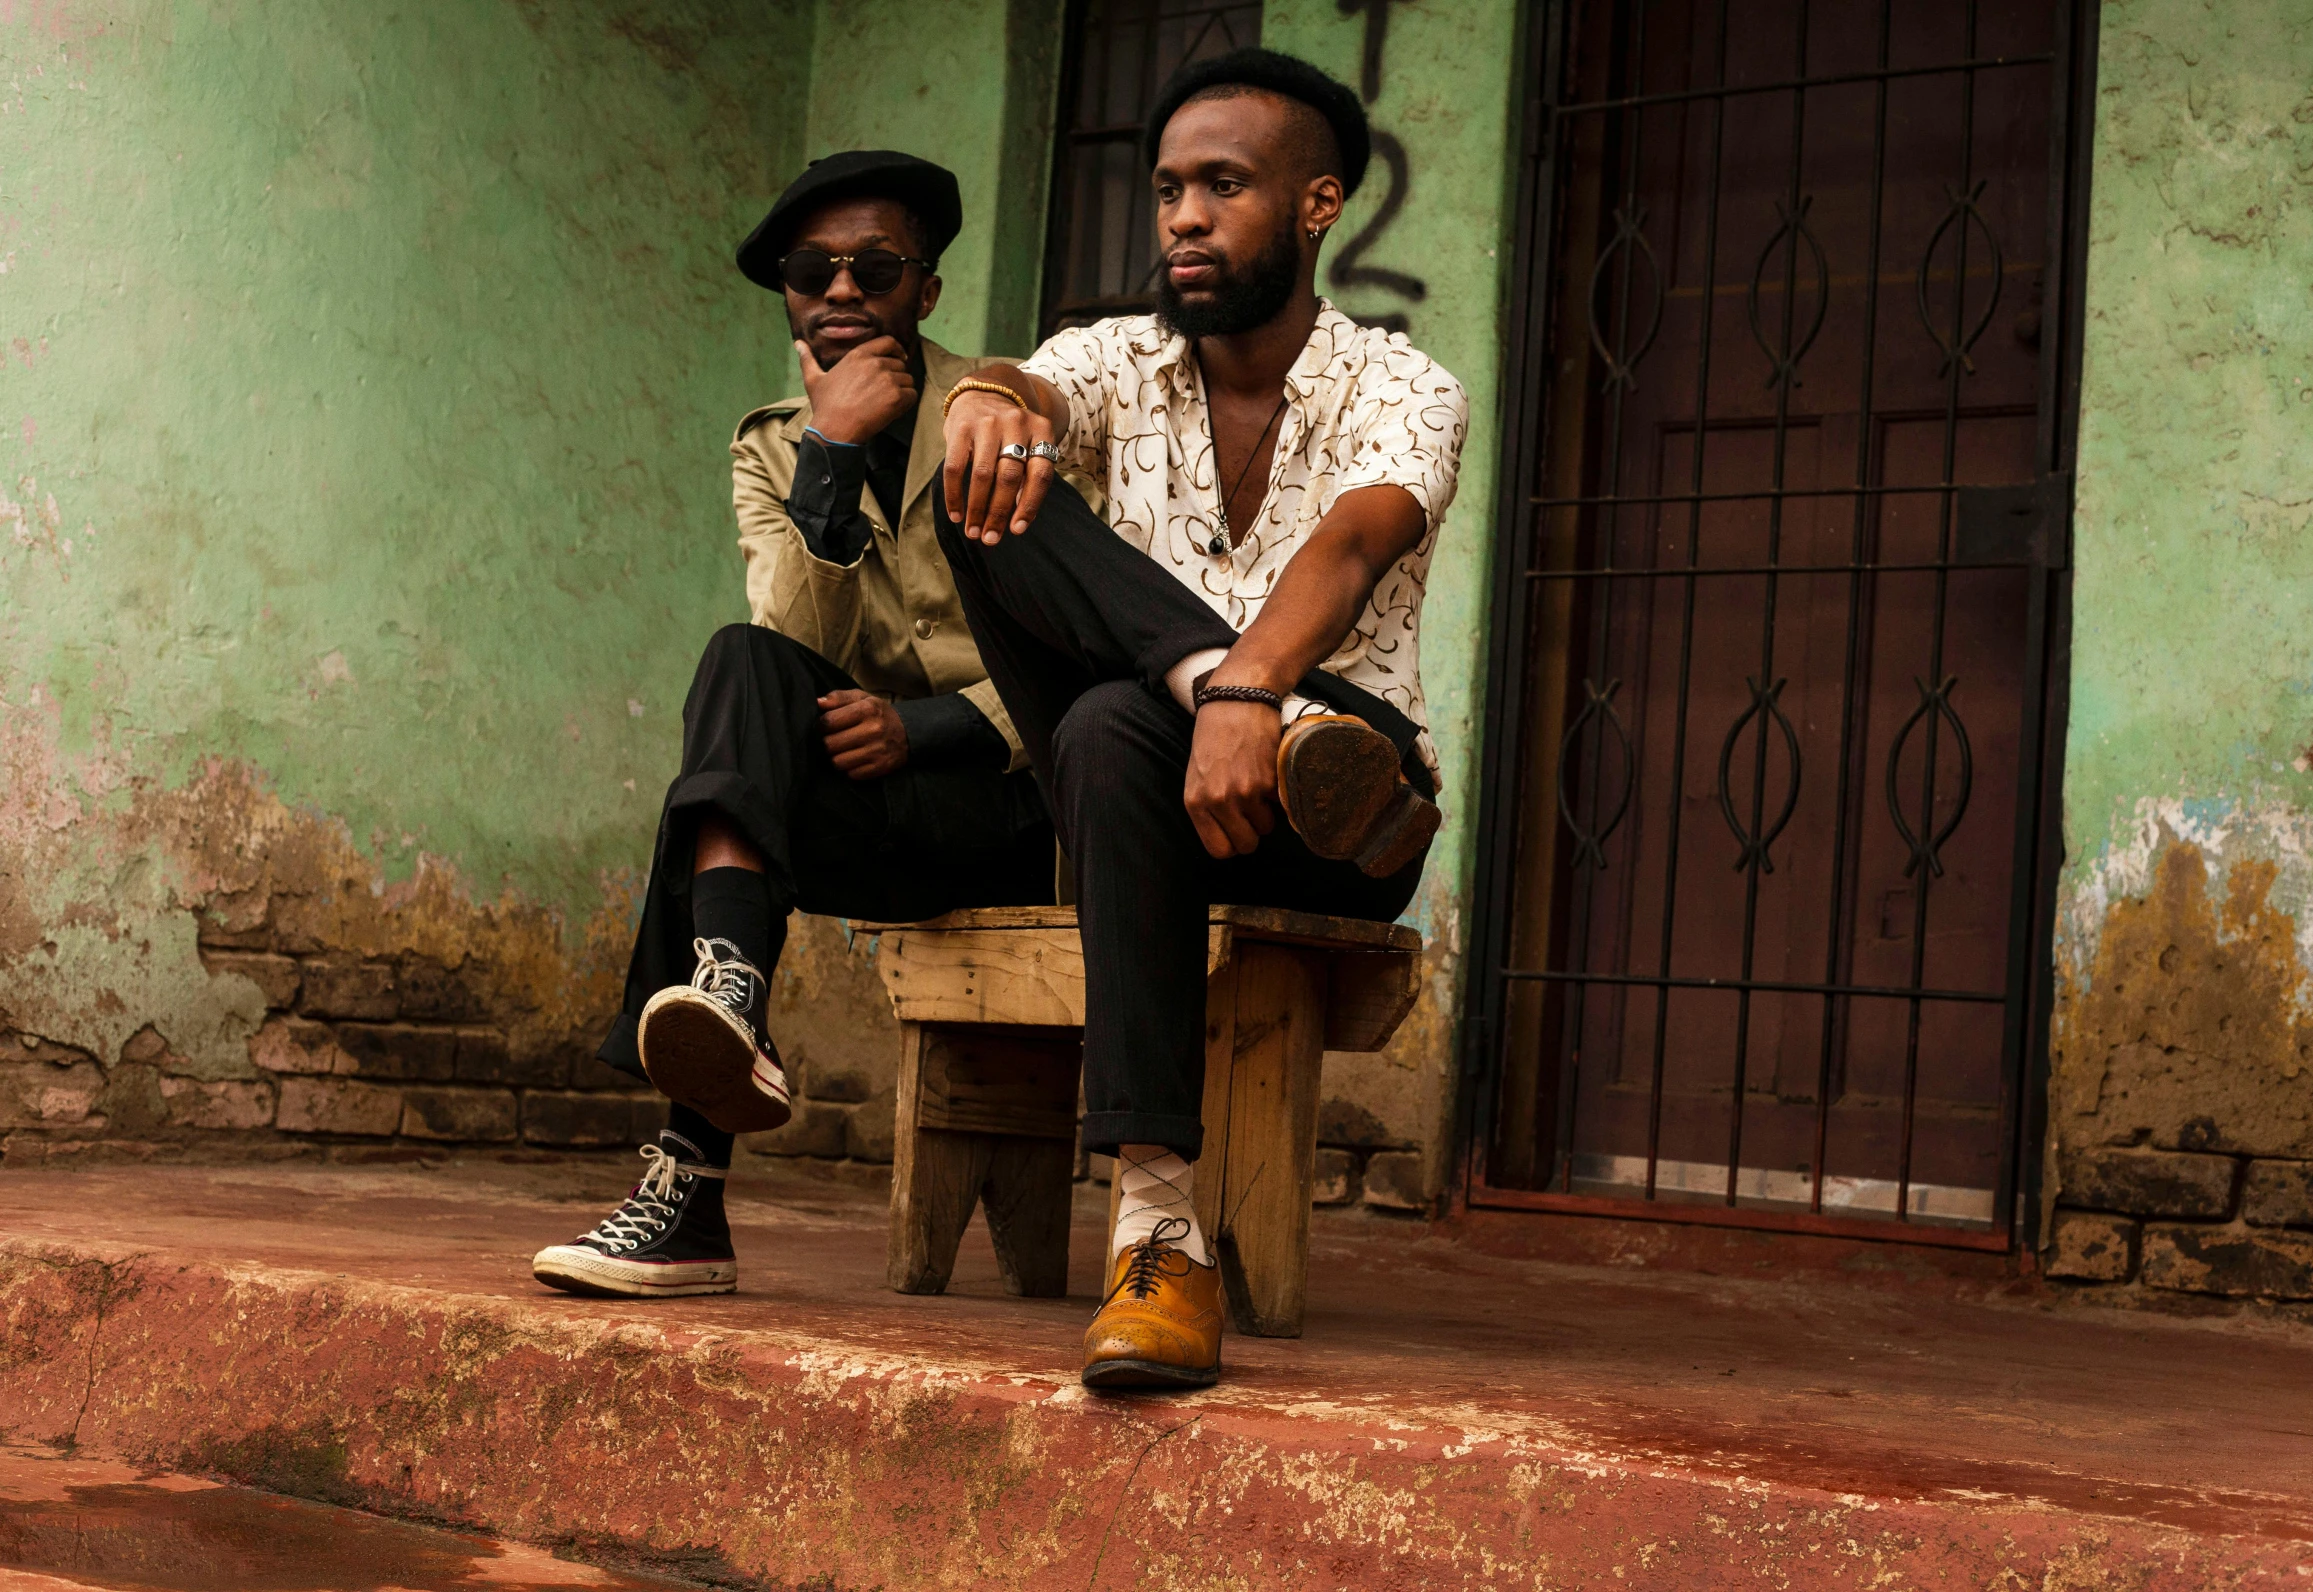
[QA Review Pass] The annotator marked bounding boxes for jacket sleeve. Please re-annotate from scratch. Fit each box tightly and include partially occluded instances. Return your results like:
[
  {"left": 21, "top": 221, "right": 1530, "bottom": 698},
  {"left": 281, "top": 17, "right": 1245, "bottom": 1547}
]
[
  {"left": 959, "top": 678, "right": 1028, "bottom": 773},
  {"left": 734, "top": 422, "right": 863, "bottom": 670}
]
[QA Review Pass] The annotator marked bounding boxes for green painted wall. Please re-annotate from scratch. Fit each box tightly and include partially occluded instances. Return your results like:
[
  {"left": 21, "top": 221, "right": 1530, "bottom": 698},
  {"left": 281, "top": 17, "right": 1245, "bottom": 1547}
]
[
  {"left": 1262, "top": 0, "right": 1524, "bottom": 1181},
  {"left": 803, "top": 0, "right": 1064, "bottom": 367},
  {"left": 0, "top": 3, "right": 809, "bottom": 1080},
  {"left": 2049, "top": 3, "right": 2313, "bottom": 1228}
]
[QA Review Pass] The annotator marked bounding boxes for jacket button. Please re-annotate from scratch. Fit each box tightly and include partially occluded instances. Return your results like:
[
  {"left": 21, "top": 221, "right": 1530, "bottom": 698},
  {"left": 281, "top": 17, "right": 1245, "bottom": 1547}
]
[{"left": 914, "top": 618, "right": 937, "bottom": 640}]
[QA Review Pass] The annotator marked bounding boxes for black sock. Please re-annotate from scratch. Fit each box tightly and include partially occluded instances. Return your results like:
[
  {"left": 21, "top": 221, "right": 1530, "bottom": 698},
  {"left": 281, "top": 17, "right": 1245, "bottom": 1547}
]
[
  {"left": 689, "top": 865, "right": 780, "bottom": 974},
  {"left": 663, "top": 1102, "right": 735, "bottom": 1169}
]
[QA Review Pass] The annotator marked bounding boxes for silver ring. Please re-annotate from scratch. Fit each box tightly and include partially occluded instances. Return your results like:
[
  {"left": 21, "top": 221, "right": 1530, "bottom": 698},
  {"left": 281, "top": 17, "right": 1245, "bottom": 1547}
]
[
  {"left": 1028, "top": 440, "right": 1064, "bottom": 463},
  {"left": 997, "top": 441, "right": 1030, "bottom": 462}
]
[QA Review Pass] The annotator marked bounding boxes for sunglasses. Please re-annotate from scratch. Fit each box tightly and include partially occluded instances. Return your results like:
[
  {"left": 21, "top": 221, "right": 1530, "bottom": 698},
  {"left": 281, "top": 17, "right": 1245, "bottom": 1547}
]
[{"left": 776, "top": 247, "right": 934, "bottom": 298}]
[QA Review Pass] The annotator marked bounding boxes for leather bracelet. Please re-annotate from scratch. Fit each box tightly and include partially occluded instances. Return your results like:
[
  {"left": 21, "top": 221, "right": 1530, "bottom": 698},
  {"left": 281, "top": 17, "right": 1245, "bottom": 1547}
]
[
  {"left": 1193, "top": 683, "right": 1284, "bottom": 711},
  {"left": 942, "top": 377, "right": 1031, "bottom": 420}
]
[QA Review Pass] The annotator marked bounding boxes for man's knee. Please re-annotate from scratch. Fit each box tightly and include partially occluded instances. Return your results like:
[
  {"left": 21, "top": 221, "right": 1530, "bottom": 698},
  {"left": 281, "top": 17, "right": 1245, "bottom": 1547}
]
[{"left": 694, "top": 621, "right": 810, "bottom": 685}]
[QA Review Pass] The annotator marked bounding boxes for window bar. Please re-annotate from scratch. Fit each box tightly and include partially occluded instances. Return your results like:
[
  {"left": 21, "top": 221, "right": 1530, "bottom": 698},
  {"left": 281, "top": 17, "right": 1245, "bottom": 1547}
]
[
  {"left": 1722, "top": 0, "right": 1814, "bottom": 1207},
  {"left": 1809, "top": 0, "right": 1897, "bottom": 1215},
  {"left": 1640, "top": 0, "right": 1733, "bottom": 1203},
  {"left": 1552, "top": 0, "right": 1657, "bottom": 1195},
  {"left": 1898, "top": 0, "right": 1990, "bottom": 1222}
]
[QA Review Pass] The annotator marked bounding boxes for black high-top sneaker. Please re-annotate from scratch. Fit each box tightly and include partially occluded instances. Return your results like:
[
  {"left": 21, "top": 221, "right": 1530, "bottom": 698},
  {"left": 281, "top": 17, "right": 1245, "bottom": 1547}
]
[
  {"left": 532, "top": 1137, "right": 739, "bottom": 1298},
  {"left": 638, "top": 936, "right": 793, "bottom": 1133}
]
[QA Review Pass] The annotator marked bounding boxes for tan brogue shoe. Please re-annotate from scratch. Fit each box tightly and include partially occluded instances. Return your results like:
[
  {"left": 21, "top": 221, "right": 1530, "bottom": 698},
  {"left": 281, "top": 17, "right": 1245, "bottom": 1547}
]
[
  {"left": 1081, "top": 1220, "right": 1223, "bottom": 1391},
  {"left": 1275, "top": 713, "right": 1441, "bottom": 878}
]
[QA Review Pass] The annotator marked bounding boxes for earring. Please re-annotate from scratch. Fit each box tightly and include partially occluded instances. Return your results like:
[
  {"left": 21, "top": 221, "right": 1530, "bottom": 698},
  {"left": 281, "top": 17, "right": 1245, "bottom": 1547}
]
[{"left": 1307, "top": 228, "right": 1321, "bottom": 241}]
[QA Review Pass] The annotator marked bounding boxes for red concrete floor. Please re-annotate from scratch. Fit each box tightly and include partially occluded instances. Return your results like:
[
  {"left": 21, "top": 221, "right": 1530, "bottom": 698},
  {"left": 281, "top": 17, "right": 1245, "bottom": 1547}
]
[
  {"left": 3, "top": 1156, "right": 2310, "bottom": 1589},
  {"left": 0, "top": 1444, "right": 696, "bottom": 1591}
]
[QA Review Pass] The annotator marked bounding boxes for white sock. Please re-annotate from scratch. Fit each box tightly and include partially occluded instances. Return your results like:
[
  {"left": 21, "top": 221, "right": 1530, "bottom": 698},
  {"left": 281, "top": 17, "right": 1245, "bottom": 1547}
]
[
  {"left": 1112, "top": 1144, "right": 1211, "bottom": 1266},
  {"left": 1163, "top": 646, "right": 1331, "bottom": 724}
]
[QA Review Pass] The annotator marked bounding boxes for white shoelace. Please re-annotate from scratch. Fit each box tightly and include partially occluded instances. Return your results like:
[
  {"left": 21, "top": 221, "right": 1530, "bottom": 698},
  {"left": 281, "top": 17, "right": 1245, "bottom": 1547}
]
[
  {"left": 690, "top": 936, "right": 764, "bottom": 1020},
  {"left": 579, "top": 1143, "right": 725, "bottom": 1253}
]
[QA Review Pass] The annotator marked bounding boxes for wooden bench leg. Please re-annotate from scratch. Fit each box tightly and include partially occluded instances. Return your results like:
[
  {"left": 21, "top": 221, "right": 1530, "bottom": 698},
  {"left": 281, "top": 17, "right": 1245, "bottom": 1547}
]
[
  {"left": 888, "top": 1021, "right": 1080, "bottom": 1297},
  {"left": 1194, "top": 942, "right": 1326, "bottom": 1338}
]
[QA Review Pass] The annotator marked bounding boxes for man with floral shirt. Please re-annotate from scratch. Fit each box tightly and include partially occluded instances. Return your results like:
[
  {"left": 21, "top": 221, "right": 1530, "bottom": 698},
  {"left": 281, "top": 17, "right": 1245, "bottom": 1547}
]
[{"left": 937, "top": 48, "right": 1467, "bottom": 1391}]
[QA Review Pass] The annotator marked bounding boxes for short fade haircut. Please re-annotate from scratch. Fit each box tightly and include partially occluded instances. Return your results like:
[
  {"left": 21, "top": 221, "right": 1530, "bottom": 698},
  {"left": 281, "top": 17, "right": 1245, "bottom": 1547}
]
[{"left": 1140, "top": 47, "right": 1370, "bottom": 199}]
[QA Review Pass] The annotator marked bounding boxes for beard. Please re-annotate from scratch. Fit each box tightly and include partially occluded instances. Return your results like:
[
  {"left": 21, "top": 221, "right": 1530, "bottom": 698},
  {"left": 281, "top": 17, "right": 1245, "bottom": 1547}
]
[{"left": 1155, "top": 222, "right": 1301, "bottom": 340}]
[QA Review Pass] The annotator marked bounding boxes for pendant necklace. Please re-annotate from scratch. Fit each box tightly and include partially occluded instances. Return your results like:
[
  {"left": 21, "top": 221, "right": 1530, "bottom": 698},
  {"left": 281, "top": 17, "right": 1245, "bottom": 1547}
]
[{"left": 1206, "top": 388, "right": 1291, "bottom": 557}]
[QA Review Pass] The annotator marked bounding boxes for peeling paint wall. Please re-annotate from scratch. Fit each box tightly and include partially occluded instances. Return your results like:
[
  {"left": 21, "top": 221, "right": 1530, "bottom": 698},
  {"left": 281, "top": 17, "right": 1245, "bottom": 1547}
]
[
  {"left": 0, "top": 2, "right": 814, "bottom": 1159},
  {"left": 1261, "top": 0, "right": 1522, "bottom": 1205},
  {"left": 2044, "top": 1, "right": 2313, "bottom": 1302}
]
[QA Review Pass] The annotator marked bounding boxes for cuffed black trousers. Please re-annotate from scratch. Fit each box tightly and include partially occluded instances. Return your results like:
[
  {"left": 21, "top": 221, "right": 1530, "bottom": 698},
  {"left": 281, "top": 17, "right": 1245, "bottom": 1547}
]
[
  {"left": 598, "top": 624, "right": 1055, "bottom": 1078},
  {"left": 934, "top": 480, "right": 1433, "bottom": 1161}
]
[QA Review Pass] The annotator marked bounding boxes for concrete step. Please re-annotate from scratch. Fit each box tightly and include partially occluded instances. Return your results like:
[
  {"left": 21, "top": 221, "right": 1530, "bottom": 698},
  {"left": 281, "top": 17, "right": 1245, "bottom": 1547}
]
[{"left": 2, "top": 1159, "right": 2307, "bottom": 1589}]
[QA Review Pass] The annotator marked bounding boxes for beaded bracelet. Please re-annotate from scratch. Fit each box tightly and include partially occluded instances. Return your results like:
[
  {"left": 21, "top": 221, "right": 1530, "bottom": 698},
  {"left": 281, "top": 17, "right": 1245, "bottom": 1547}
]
[
  {"left": 942, "top": 377, "right": 1031, "bottom": 420},
  {"left": 1193, "top": 683, "right": 1284, "bottom": 711}
]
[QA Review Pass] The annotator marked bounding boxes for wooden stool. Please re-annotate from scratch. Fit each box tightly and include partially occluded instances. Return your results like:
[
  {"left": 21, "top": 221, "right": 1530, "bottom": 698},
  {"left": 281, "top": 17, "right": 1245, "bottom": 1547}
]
[{"left": 864, "top": 905, "right": 1421, "bottom": 1337}]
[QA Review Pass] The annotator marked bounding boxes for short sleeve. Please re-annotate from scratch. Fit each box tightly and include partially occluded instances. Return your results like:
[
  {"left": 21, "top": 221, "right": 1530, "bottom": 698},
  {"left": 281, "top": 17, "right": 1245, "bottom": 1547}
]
[
  {"left": 1019, "top": 324, "right": 1114, "bottom": 479},
  {"left": 1328, "top": 342, "right": 1471, "bottom": 531}
]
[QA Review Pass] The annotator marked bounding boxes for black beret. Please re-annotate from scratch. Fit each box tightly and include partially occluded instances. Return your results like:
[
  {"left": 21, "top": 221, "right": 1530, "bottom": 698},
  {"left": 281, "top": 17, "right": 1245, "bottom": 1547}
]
[
  {"left": 1140, "top": 48, "right": 1370, "bottom": 199},
  {"left": 735, "top": 150, "right": 963, "bottom": 292}
]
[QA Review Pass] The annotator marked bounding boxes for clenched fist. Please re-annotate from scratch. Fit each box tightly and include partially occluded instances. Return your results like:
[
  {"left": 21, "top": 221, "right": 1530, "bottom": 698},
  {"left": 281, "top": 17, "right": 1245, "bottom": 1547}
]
[{"left": 817, "top": 689, "right": 909, "bottom": 780}]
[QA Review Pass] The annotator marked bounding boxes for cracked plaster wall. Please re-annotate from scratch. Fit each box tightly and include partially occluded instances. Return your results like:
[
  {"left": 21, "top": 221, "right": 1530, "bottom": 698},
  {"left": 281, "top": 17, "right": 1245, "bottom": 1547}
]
[
  {"left": 0, "top": 1, "right": 820, "bottom": 1159},
  {"left": 2046, "top": 0, "right": 2313, "bottom": 1301}
]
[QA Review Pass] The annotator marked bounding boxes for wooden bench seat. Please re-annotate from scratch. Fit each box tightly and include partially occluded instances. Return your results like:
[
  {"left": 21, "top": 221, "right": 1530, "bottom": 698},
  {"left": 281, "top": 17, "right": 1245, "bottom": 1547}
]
[{"left": 860, "top": 905, "right": 1422, "bottom": 1337}]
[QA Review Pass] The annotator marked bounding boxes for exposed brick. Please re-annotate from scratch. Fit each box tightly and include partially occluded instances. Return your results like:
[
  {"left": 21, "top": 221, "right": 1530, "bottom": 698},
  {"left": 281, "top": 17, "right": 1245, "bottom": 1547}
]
[
  {"left": 336, "top": 1024, "right": 457, "bottom": 1081},
  {"left": 1313, "top": 1147, "right": 1359, "bottom": 1206},
  {"left": 452, "top": 1028, "right": 561, "bottom": 1088},
  {"left": 845, "top": 1091, "right": 895, "bottom": 1162},
  {"left": 297, "top": 960, "right": 398, "bottom": 1021},
  {"left": 120, "top": 1026, "right": 170, "bottom": 1064},
  {"left": 2062, "top": 1147, "right": 2236, "bottom": 1219},
  {"left": 195, "top": 886, "right": 273, "bottom": 949},
  {"left": 752, "top": 1101, "right": 850, "bottom": 1159},
  {"left": 399, "top": 1087, "right": 518, "bottom": 1143},
  {"left": 2045, "top": 1209, "right": 2137, "bottom": 1281},
  {"left": 797, "top": 1050, "right": 877, "bottom": 1106},
  {"left": 520, "top": 1090, "right": 663, "bottom": 1148},
  {"left": 0, "top": 1060, "right": 106, "bottom": 1129},
  {"left": 99, "top": 1064, "right": 168, "bottom": 1133},
  {"left": 248, "top": 1017, "right": 355, "bottom": 1076},
  {"left": 200, "top": 950, "right": 303, "bottom": 1010},
  {"left": 1361, "top": 1150, "right": 1427, "bottom": 1212},
  {"left": 159, "top": 1076, "right": 277, "bottom": 1132},
  {"left": 2141, "top": 1224, "right": 2313, "bottom": 1299},
  {"left": 277, "top": 1077, "right": 403, "bottom": 1137},
  {"left": 2243, "top": 1160, "right": 2313, "bottom": 1228},
  {"left": 394, "top": 959, "right": 492, "bottom": 1023}
]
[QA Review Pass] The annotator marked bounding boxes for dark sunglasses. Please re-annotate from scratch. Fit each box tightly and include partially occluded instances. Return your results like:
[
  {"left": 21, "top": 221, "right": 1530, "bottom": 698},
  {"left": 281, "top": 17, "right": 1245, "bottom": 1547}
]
[{"left": 776, "top": 247, "right": 933, "bottom": 298}]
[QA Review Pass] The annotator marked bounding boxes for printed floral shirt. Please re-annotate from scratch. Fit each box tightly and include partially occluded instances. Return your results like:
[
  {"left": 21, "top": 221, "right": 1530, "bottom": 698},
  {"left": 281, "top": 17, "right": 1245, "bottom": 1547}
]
[{"left": 1020, "top": 301, "right": 1468, "bottom": 783}]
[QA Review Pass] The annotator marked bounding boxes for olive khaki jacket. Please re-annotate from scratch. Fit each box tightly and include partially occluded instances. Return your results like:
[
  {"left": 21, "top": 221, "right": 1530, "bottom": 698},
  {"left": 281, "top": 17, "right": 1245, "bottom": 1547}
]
[{"left": 730, "top": 337, "right": 1025, "bottom": 771}]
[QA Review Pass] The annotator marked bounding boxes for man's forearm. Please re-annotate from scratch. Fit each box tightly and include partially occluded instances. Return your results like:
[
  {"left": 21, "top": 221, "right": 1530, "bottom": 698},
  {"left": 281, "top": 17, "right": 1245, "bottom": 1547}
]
[{"left": 1207, "top": 484, "right": 1426, "bottom": 696}]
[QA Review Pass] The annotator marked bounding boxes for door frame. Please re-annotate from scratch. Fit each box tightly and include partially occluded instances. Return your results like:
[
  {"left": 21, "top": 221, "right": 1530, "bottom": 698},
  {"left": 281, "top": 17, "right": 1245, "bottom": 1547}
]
[{"left": 1454, "top": 0, "right": 2101, "bottom": 1254}]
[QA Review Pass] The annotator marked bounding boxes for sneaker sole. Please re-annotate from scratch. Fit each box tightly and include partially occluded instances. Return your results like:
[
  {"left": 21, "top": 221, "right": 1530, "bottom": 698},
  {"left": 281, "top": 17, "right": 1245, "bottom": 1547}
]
[
  {"left": 530, "top": 1244, "right": 738, "bottom": 1298},
  {"left": 1354, "top": 783, "right": 1443, "bottom": 879},
  {"left": 1080, "top": 1356, "right": 1222, "bottom": 1391},
  {"left": 638, "top": 989, "right": 793, "bottom": 1134}
]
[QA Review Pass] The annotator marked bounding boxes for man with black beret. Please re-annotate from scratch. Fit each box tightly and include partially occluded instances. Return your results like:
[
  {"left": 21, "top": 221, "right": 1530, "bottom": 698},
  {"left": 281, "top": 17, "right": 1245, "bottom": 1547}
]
[
  {"left": 937, "top": 49, "right": 1467, "bottom": 1391},
  {"left": 532, "top": 151, "right": 1056, "bottom": 1300}
]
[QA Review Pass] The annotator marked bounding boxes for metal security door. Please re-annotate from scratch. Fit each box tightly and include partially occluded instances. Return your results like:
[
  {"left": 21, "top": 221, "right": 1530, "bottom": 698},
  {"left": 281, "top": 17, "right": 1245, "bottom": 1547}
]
[{"left": 1464, "top": 0, "right": 2092, "bottom": 1246}]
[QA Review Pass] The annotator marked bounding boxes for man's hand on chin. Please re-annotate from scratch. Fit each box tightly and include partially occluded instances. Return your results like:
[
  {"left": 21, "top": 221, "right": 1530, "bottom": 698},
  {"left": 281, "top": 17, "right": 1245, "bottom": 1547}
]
[
  {"left": 797, "top": 335, "right": 916, "bottom": 443},
  {"left": 818, "top": 689, "right": 910, "bottom": 780},
  {"left": 1183, "top": 701, "right": 1280, "bottom": 859}
]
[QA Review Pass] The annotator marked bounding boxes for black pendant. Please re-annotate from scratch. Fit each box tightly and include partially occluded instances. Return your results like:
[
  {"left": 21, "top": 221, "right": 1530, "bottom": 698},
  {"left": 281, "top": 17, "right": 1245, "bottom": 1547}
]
[{"left": 1208, "top": 532, "right": 1228, "bottom": 556}]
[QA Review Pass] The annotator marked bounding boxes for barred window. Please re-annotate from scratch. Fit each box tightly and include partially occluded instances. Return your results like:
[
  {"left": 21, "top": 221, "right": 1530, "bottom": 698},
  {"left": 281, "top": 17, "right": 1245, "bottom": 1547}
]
[{"left": 1039, "top": 0, "right": 1261, "bottom": 337}]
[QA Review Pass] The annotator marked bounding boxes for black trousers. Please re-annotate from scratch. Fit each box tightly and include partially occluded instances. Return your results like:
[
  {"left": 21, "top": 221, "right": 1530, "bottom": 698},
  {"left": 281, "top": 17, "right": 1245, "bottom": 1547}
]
[
  {"left": 934, "top": 481, "right": 1432, "bottom": 1161},
  {"left": 598, "top": 624, "right": 1055, "bottom": 1078}
]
